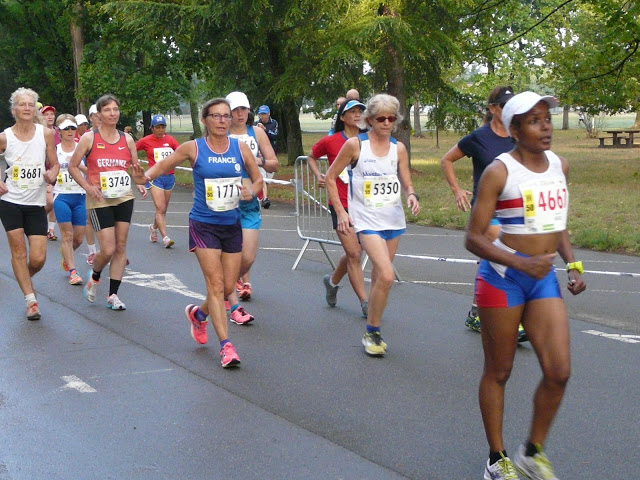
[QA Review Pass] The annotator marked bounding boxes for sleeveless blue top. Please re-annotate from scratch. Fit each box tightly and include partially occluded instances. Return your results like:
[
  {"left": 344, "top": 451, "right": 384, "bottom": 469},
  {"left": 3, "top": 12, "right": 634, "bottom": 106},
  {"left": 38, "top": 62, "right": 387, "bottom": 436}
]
[{"left": 190, "top": 137, "right": 245, "bottom": 225}]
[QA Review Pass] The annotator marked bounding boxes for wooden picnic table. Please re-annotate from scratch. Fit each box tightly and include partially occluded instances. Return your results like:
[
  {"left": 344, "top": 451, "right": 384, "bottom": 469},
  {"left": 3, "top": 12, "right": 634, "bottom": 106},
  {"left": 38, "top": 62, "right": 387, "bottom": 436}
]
[{"left": 601, "top": 129, "right": 640, "bottom": 148}]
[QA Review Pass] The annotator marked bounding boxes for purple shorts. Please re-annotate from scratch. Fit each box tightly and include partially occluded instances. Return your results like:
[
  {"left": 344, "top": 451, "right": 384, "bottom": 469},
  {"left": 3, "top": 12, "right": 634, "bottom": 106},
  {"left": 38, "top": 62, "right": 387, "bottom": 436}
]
[{"left": 189, "top": 218, "right": 242, "bottom": 253}]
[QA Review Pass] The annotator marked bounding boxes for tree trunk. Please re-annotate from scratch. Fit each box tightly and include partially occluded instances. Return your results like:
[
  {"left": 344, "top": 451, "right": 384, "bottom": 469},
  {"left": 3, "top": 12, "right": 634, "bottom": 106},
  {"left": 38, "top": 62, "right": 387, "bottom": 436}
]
[
  {"left": 280, "top": 102, "right": 303, "bottom": 166},
  {"left": 413, "top": 98, "right": 423, "bottom": 138},
  {"left": 142, "top": 111, "right": 152, "bottom": 137},
  {"left": 189, "top": 100, "right": 201, "bottom": 138},
  {"left": 562, "top": 105, "right": 569, "bottom": 130},
  {"left": 384, "top": 44, "right": 411, "bottom": 164},
  {"left": 70, "top": 1, "right": 85, "bottom": 114},
  {"left": 633, "top": 109, "right": 640, "bottom": 129}
]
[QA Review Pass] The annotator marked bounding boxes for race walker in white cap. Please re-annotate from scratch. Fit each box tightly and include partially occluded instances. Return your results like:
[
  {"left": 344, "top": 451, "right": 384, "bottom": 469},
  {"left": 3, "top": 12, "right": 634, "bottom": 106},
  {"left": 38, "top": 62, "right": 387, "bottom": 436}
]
[
  {"left": 224, "top": 91, "right": 278, "bottom": 325},
  {"left": 465, "top": 91, "right": 586, "bottom": 480}
]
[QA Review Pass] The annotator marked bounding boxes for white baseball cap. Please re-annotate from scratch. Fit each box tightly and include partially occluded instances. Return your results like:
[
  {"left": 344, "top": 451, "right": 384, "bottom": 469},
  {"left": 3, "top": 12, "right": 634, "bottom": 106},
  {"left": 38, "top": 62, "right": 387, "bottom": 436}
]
[
  {"left": 75, "top": 114, "right": 89, "bottom": 125},
  {"left": 502, "top": 91, "right": 559, "bottom": 137},
  {"left": 58, "top": 119, "right": 77, "bottom": 130},
  {"left": 225, "top": 91, "right": 250, "bottom": 110},
  {"left": 89, "top": 104, "right": 98, "bottom": 115}
]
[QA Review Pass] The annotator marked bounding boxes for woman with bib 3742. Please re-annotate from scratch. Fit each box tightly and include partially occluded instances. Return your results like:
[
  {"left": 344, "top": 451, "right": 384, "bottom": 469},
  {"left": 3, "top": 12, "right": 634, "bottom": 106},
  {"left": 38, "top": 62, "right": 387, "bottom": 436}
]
[{"left": 68, "top": 94, "right": 147, "bottom": 311}]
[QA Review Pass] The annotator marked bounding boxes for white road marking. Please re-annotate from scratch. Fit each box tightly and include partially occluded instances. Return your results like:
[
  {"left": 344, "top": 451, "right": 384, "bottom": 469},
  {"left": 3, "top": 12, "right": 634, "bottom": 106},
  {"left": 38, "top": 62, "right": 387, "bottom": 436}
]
[
  {"left": 122, "top": 270, "right": 205, "bottom": 301},
  {"left": 61, "top": 375, "right": 97, "bottom": 393},
  {"left": 583, "top": 330, "right": 640, "bottom": 344},
  {"left": 131, "top": 222, "right": 188, "bottom": 228},
  {"left": 88, "top": 368, "right": 173, "bottom": 379}
]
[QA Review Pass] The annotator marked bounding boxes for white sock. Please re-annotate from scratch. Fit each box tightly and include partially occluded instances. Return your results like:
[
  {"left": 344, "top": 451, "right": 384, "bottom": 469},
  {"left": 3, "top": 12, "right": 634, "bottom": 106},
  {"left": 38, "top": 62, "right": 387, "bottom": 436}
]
[
  {"left": 25, "top": 293, "right": 37, "bottom": 305},
  {"left": 88, "top": 244, "right": 96, "bottom": 254},
  {"left": 329, "top": 277, "right": 338, "bottom": 288},
  {"left": 163, "top": 236, "right": 170, "bottom": 242},
  {"left": 48, "top": 222, "right": 55, "bottom": 230}
]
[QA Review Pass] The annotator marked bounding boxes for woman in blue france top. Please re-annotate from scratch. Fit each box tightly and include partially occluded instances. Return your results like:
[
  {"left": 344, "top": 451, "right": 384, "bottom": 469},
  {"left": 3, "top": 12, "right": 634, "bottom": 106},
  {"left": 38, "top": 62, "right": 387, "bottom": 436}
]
[{"left": 132, "top": 98, "right": 263, "bottom": 368}]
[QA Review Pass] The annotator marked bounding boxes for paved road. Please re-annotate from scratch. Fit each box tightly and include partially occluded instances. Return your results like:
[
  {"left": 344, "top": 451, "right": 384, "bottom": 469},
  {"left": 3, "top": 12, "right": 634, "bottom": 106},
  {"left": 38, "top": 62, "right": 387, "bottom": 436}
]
[{"left": 0, "top": 187, "right": 638, "bottom": 479}]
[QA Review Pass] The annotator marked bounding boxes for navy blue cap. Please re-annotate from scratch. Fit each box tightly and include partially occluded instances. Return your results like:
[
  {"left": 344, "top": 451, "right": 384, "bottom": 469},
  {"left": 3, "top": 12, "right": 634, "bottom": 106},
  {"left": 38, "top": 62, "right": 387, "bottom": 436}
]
[{"left": 151, "top": 115, "right": 166, "bottom": 126}]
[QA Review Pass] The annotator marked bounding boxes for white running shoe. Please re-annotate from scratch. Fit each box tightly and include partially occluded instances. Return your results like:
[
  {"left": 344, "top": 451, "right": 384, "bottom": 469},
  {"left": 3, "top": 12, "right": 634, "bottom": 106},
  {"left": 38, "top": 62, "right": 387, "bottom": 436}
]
[
  {"left": 513, "top": 444, "right": 558, "bottom": 480},
  {"left": 149, "top": 224, "right": 158, "bottom": 243},
  {"left": 83, "top": 271, "right": 99, "bottom": 303},
  {"left": 485, "top": 454, "right": 520, "bottom": 480},
  {"left": 106, "top": 294, "right": 127, "bottom": 310}
]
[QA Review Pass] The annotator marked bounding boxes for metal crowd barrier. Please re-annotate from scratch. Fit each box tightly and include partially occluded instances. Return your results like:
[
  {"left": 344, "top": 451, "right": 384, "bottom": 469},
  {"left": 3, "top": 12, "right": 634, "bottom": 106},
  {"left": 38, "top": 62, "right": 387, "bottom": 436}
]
[
  {"left": 292, "top": 156, "right": 341, "bottom": 270},
  {"left": 291, "top": 156, "right": 400, "bottom": 280}
]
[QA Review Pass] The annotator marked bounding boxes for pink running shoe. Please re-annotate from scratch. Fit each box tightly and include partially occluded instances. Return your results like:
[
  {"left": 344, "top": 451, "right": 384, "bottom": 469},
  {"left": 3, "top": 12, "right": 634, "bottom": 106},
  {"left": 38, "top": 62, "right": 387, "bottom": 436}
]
[
  {"left": 185, "top": 304, "right": 208, "bottom": 344},
  {"left": 149, "top": 224, "right": 158, "bottom": 243},
  {"left": 235, "top": 279, "right": 243, "bottom": 294},
  {"left": 220, "top": 342, "right": 241, "bottom": 368},
  {"left": 239, "top": 282, "right": 252, "bottom": 301},
  {"left": 229, "top": 305, "right": 254, "bottom": 325},
  {"left": 87, "top": 253, "right": 95, "bottom": 266},
  {"left": 69, "top": 271, "right": 83, "bottom": 285},
  {"left": 224, "top": 300, "right": 230, "bottom": 312}
]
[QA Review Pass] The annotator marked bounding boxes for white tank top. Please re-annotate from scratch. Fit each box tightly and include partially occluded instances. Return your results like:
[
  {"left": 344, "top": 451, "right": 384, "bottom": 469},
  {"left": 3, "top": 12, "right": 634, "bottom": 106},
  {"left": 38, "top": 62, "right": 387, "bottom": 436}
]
[
  {"left": 2, "top": 124, "right": 48, "bottom": 206},
  {"left": 494, "top": 151, "right": 568, "bottom": 234},
  {"left": 229, "top": 126, "right": 259, "bottom": 158},
  {"left": 348, "top": 133, "right": 406, "bottom": 233},
  {"left": 53, "top": 143, "right": 84, "bottom": 195}
]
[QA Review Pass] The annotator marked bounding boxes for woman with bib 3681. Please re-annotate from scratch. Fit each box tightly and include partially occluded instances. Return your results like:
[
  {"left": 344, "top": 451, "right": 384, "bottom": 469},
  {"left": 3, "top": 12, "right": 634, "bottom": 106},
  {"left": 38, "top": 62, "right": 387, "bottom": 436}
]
[
  {"left": 68, "top": 94, "right": 147, "bottom": 311},
  {"left": 0, "top": 87, "right": 59, "bottom": 321}
]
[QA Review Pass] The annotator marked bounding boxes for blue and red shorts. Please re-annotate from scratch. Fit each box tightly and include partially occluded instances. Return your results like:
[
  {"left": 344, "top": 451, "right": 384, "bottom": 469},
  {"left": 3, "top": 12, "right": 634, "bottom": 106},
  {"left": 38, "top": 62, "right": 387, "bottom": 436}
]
[{"left": 475, "top": 252, "right": 562, "bottom": 308}]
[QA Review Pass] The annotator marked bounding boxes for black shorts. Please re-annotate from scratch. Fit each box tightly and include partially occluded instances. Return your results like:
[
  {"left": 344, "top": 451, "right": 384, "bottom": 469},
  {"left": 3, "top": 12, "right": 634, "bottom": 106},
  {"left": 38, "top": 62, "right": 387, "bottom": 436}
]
[
  {"left": 0, "top": 200, "right": 47, "bottom": 236},
  {"left": 88, "top": 199, "right": 134, "bottom": 231},
  {"left": 329, "top": 204, "right": 349, "bottom": 230},
  {"left": 189, "top": 218, "right": 243, "bottom": 253}
]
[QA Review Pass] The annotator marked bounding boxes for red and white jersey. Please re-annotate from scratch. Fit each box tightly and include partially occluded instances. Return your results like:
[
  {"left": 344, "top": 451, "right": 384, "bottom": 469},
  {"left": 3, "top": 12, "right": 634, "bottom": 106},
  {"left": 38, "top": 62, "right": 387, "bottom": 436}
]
[{"left": 494, "top": 151, "right": 568, "bottom": 234}]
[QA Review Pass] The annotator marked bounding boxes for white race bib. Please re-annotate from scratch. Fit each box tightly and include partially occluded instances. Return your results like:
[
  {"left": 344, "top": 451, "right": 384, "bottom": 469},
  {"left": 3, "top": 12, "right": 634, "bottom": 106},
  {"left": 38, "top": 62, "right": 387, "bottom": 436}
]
[
  {"left": 153, "top": 147, "right": 173, "bottom": 163},
  {"left": 57, "top": 168, "right": 79, "bottom": 191},
  {"left": 363, "top": 174, "right": 401, "bottom": 208},
  {"left": 100, "top": 170, "right": 131, "bottom": 198},
  {"left": 204, "top": 177, "right": 242, "bottom": 211},
  {"left": 519, "top": 177, "right": 568, "bottom": 233},
  {"left": 12, "top": 163, "right": 44, "bottom": 190}
]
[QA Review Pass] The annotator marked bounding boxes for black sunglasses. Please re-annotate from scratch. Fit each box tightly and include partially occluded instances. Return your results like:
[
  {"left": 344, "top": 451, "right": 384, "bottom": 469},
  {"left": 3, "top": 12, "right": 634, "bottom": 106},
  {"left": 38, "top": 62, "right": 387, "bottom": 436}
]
[{"left": 61, "top": 126, "right": 77, "bottom": 131}]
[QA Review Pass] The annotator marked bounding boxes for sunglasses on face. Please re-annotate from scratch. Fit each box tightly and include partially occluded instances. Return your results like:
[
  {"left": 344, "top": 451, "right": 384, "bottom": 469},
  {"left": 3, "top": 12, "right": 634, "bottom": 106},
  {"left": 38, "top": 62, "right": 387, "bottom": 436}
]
[
  {"left": 61, "top": 126, "right": 77, "bottom": 131},
  {"left": 375, "top": 115, "right": 397, "bottom": 123}
]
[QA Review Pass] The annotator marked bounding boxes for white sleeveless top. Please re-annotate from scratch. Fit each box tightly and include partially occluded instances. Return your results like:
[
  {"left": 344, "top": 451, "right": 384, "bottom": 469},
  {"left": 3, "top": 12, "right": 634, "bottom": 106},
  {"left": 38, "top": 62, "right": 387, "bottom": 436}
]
[
  {"left": 2, "top": 124, "right": 48, "bottom": 206},
  {"left": 53, "top": 143, "right": 84, "bottom": 195},
  {"left": 494, "top": 151, "right": 568, "bottom": 234},
  {"left": 348, "top": 133, "right": 406, "bottom": 233}
]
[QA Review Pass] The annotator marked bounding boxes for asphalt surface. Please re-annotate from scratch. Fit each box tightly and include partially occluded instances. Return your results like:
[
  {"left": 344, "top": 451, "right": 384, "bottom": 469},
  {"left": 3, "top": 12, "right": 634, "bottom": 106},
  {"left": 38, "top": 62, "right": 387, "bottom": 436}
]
[{"left": 0, "top": 186, "right": 638, "bottom": 479}]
